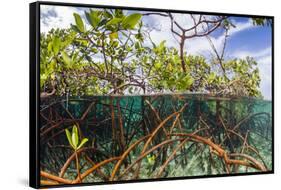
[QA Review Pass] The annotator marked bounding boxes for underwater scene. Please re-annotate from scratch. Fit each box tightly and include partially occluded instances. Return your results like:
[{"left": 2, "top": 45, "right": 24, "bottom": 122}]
[
  {"left": 39, "top": 4, "right": 273, "bottom": 186},
  {"left": 40, "top": 95, "right": 272, "bottom": 185}
]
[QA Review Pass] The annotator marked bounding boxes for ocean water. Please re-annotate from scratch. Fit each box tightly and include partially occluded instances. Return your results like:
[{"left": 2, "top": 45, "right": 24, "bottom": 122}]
[{"left": 39, "top": 94, "right": 272, "bottom": 184}]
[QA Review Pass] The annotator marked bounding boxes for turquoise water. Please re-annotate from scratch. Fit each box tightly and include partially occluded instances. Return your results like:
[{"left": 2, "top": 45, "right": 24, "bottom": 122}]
[{"left": 40, "top": 94, "right": 272, "bottom": 184}]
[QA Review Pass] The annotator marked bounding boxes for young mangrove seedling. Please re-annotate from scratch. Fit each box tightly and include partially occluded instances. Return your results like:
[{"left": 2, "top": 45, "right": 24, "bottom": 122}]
[
  {"left": 146, "top": 154, "right": 156, "bottom": 174},
  {"left": 147, "top": 154, "right": 156, "bottom": 165},
  {"left": 65, "top": 125, "right": 88, "bottom": 182}
]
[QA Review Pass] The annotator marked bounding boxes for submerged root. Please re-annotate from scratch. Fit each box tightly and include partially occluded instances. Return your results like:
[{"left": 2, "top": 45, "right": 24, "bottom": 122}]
[{"left": 39, "top": 97, "right": 272, "bottom": 185}]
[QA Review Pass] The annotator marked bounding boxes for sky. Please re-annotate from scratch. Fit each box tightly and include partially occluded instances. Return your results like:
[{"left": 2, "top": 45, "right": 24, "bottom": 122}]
[{"left": 40, "top": 5, "right": 272, "bottom": 100}]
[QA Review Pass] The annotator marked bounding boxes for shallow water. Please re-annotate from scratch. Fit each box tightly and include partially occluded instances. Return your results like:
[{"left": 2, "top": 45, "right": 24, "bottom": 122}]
[{"left": 40, "top": 94, "right": 272, "bottom": 184}]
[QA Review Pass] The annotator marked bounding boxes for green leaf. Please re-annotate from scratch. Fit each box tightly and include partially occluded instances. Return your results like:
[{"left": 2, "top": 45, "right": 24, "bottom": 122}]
[
  {"left": 77, "top": 138, "right": 88, "bottom": 150},
  {"left": 47, "top": 42, "right": 52, "bottom": 53},
  {"left": 208, "top": 72, "right": 216, "bottom": 83},
  {"left": 147, "top": 154, "right": 155, "bottom": 165},
  {"left": 72, "top": 125, "right": 78, "bottom": 135},
  {"left": 109, "top": 32, "right": 118, "bottom": 40},
  {"left": 114, "top": 9, "right": 124, "bottom": 18},
  {"left": 85, "top": 10, "right": 100, "bottom": 28},
  {"left": 52, "top": 36, "right": 61, "bottom": 56},
  {"left": 65, "top": 128, "right": 74, "bottom": 149},
  {"left": 106, "top": 17, "right": 123, "bottom": 26},
  {"left": 134, "top": 41, "right": 140, "bottom": 49},
  {"left": 128, "top": 87, "right": 133, "bottom": 94},
  {"left": 112, "top": 40, "right": 119, "bottom": 47},
  {"left": 61, "top": 51, "right": 72, "bottom": 67},
  {"left": 122, "top": 13, "right": 142, "bottom": 29},
  {"left": 155, "top": 62, "right": 162, "bottom": 69},
  {"left": 135, "top": 33, "right": 143, "bottom": 42},
  {"left": 70, "top": 24, "right": 80, "bottom": 33},
  {"left": 73, "top": 13, "right": 85, "bottom": 33},
  {"left": 72, "top": 125, "right": 79, "bottom": 149},
  {"left": 181, "top": 75, "right": 194, "bottom": 89},
  {"left": 159, "top": 40, "right": 166, "bottom": 50},
  {"left": 91, "top": 48, "right": 98, "bottom": 54},
  {"left": 49, "top": 59, "right": 56, "bottom": 73}
]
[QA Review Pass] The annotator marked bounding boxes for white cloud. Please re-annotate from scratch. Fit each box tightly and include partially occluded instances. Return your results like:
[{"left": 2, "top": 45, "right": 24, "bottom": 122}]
[
  {"left": 143, "top": 15, "right": 178, "bottom": 48},
  {"left": 228, "top": 19, "right": 253, "bottom": 36},
  {"left": 258, "top": 54, "right": 271, "bottom": 65},
  {"left": 232, "top": 47, "right": 271, "bottom": 60},
  {"left": 257, "top": 54, "right": 272, "bottom": 100},
  {"left": 40, "top": 5, "right": 96, "bottom": 33},
  {"left": 40, "top": 5, "right": 76, "bottom": 33}
]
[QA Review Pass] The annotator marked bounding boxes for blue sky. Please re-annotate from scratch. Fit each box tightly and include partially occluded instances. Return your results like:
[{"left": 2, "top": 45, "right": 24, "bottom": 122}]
[
  {"left": 40, "top": 5, "right": 272, "bottom": 100},
  {"left": 227, "top": 18, "right": 272, "bottom": 100}
]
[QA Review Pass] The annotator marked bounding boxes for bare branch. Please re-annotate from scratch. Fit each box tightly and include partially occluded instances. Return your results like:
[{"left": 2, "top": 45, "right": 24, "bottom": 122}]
[{"left": 142, "top": 12, "right": 169, "bottom": 17}]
